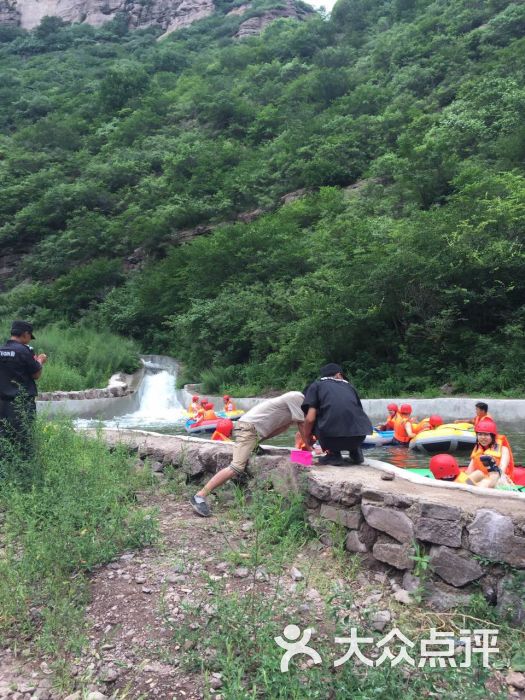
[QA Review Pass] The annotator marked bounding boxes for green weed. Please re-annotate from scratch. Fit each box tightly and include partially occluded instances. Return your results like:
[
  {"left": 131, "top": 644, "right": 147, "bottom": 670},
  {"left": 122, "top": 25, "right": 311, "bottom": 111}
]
[{"left": 0, "top": 417, "right": 158, "bottom": 653}]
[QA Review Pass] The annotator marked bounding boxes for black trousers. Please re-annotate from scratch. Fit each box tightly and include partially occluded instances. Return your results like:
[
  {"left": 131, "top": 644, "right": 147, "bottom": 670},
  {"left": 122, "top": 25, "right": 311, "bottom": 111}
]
[
  {"left": 318, "top": 436, "right": 365, "bottom": 454},
  {"left": 0, "top": 396, "right": 36, "bottom": 447}
]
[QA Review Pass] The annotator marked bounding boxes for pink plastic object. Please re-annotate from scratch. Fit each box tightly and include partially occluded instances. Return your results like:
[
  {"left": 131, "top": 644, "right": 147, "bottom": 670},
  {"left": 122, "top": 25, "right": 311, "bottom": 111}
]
[{"left": 290, "top": 449, "right": 313, "bottom": 466}]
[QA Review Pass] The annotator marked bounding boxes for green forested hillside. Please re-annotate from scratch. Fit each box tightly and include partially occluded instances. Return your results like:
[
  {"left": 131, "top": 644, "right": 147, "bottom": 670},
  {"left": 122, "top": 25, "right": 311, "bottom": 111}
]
[{"left": 1, "top": 0, "right": 525, "bottom": 395}]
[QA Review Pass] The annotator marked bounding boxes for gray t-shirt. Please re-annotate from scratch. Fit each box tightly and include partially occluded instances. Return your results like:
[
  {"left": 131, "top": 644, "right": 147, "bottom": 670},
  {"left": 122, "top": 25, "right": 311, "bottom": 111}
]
[{"left": 239, "top": 391, "right": 305, "bottom": 439}]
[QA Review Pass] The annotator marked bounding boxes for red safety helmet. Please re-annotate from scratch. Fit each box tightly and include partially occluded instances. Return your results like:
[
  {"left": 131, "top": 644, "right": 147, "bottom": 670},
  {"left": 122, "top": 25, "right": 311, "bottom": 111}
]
[
  {"left": 192, "top": 395, "right": 198, "bottom": 401},
  {"left": 205, "top": 402, "right": 214, "bottom": 410},
  {"left": 223, "top": 395, "right": 230, "bottom": 401},
  {"left": 201, "top": 398, "right": 208, "bottom": 404},
  {"left": 429, "top": 454, "right": 460, "bottom": 480},
  {"left": 429, "top": 414, "right": 443, "bottom": 428},
  {"left": 476, "top": 418, "right": 498, "bottom": 435},
  {"left": 216, "top": 418, "right": 234, "bottom": 437},
  {"left": 400, "top": 403, "right": 412, "bottom": 414},
  {"left": 387, "top": 403, "right": 398, "bottom": 412}
]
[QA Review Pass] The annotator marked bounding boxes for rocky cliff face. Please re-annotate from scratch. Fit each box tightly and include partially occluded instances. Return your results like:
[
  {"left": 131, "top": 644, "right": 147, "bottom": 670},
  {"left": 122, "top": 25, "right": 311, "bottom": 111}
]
[
  {"left": 0, "top": 0, "right": 215, "bottom": 34},
  {"left": 0, "top": 0, "right": 309, "bottom": 36},
  {"left": 235, "top": 0, "right": 309, "bottom": 39}
]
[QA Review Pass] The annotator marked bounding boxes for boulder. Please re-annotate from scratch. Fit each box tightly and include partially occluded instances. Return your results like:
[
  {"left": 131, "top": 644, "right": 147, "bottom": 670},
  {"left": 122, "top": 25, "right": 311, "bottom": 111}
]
[
  {"left": 358, "top": 522, "right": 379, "bottom": 550},
  {"left": 383, "top": 494, "right": 414, "bottom": 509},
  {"left": 417, "top": 517, "right": 462, "bottom": 547},
  {"left": 371, "top": 610, "right": 391, "bottom": 631},
  {"left": 425, "top": 580, "right": 473, "bottom": 612},
  {"left": 402, "top": 572, "right": 421, "bottom": 592},
  {"left": 505, "top": 535, "right": 525, "bottom": 568},
  {"left": 467, "top": 510, "right": 515, "bottom": 561},
  {"left": 345, "top": 522, "right": 378, "bottom": 553},
  {"left": 345, "top": 530, "right": 369, "bottom": 553},
  {"left": 497, "top": 574, "right": 525, "bottom": 626},
  {"left": 429, "top": 546, "right": 484, "bottom": 587},
  {"left": 420, "top": 503, "right": 461, "bottom": 521},
  {"left": 362, "top": 505, "right": 414, "bottom": 543},
  {"left": 329, "top": 481, "right": 360, "bottom": 506},
  {"left": 306, "top": 476, "right": 331, "bottom": 502},
  {"left": 373, "top": 540, "right": 414, "bottom": 570},
  {"left": 360, "top": 489, "right": 385, "bottom": 503},
  {"left": 320, "top": 504, "right": 362, "bottom": 530}
]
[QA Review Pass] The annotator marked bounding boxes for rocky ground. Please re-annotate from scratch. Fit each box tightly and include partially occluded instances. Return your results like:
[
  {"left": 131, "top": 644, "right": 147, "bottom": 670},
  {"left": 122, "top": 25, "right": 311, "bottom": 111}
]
[{"left": 1, "top": 478, "right": 524, "bottom": 700}]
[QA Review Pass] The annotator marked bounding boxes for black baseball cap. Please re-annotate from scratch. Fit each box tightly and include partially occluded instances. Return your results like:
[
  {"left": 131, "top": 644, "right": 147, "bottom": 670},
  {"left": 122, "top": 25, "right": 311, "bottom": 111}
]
[
  {"left": 11, "top": 320, "right": 35, "bottom": 339},
  {"left": 319, "top": 363, "right": 345, "bottom": 378}
]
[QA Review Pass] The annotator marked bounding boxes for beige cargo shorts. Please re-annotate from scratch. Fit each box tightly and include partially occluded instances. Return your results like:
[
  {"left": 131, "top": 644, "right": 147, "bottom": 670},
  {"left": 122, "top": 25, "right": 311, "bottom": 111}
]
[{"left": 230, "top": 422, "right": 259, "bottom": 474}]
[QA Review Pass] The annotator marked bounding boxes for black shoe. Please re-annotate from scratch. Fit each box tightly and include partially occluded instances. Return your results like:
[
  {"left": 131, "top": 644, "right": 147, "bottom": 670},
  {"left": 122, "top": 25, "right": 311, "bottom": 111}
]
[
  {"left": 190, "top": 495, "right": 211, "bottom": 517},
  {"left": 317, "top": 453, "right": 344, "bottom": 466},
  {"left": 349, "top": 448, "right": 364, "bottom": 465}
]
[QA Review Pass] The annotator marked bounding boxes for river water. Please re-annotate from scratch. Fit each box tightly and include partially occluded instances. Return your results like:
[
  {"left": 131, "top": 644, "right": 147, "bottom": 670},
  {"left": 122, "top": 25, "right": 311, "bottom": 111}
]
[{"left": 78, "top": 364, "right": 525, "bottom": 469}]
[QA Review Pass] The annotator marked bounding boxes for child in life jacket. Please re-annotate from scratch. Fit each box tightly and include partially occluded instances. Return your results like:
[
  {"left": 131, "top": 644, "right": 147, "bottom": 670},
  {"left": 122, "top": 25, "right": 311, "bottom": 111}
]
[
  {"left": 223, "top": 395, "right": 236, "bottom": 412},
  {"left": 378, "top": 403, "right": 398, "bottom": 430},
  {"left": 188, "top": 395, "right": 200, "bottom": 416},
  {"left": 193, "top": 401, "right": 217, "bottom": 425},
  {"left": 212, "top": 418, "right": 234, "bottom": 441},
  {"left": 413, "top": 414, "right": 443, "bottom": 434},
  {"left": 465, "top": 417, "right": 514, "bottom": 488},
  {"left": 392, "top": 404, "right": 416, "bottom": 445}
]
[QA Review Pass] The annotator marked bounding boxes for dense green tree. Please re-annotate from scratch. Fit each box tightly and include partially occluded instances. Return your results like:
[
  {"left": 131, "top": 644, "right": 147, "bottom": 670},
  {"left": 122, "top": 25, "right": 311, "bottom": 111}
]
[{"left": 2, "top": 0, "right": 525, "bottom": 394}]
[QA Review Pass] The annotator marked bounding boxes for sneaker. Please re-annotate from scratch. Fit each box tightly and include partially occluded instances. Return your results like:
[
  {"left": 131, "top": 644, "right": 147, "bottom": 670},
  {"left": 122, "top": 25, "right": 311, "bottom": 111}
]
[
  {"left": 349, "top": 448, "right": 364, "bottom": 465},
  {"left": 190, "top": 495, "right": 212, "bottom": 517},
  {"left": 316, "top": 453, "right": 344, "bottom": 466}
]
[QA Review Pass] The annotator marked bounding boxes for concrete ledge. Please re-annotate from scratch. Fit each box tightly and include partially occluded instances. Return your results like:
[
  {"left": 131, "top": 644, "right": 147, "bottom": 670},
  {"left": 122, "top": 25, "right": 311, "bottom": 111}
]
[{"left": 36, "top": 363, "right": 146, "bottom": 419}]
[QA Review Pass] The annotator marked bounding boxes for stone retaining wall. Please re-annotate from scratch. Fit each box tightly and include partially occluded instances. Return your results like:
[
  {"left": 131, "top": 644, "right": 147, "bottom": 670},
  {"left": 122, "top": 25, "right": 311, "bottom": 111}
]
[
  {"left": 39, "top": 386, "right": 133, "bottom": 401},
  {"left": 36, "top": 364, "right": 145, "bottom": 419},
  {"left": 89, "top": 428, "right": 525, "bottom": 623}
]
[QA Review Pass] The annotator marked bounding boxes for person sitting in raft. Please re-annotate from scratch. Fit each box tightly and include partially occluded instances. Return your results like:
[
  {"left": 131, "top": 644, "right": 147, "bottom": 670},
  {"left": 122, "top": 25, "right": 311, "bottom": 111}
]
[
  {"left": 413, "top": 414, "right": 444, "bottom": 434},
  {"left": 193, "top": 401, "right": 218, "bottom": 426},
  {"left": 392, "top": 404, "right": 416, "bottom": 445},
  {"left": 223, "top": 395, "right": 236, "bottom": 412},
  {"left": 465, "top": 417, "right": 515, "bottom": 488},
  {"left": 211, "top": 418, "right": 234, "bottom": 442},
  {"left": 188, "top": 394, "right": 200, "bottom": 416},
  {"left": 454, "top": 401, "right": 491, "bottom": 428},
  {"left": 378, "top": 403, "right": 398, "bottom": 430},
  {"left": 429, "top": 454, "right": 475, "bottom": 485}
]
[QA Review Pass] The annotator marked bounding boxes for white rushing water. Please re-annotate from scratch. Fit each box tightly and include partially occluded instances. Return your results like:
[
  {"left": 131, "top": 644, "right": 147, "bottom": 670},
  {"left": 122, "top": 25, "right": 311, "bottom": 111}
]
[{"left": 76, "top": 363, "right": 187, "bottom": 431}]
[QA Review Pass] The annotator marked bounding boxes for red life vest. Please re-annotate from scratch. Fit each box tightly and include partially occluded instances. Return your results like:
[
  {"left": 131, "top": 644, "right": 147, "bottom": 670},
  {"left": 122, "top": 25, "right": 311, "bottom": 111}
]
[
  {"left": 211, "top": 430, "right": 231, "bottom": 442},
  {"left": 470, "top": 435, "right": 514, "bottom": 482},
  {"left": 384, "top": 413, "right": 397, "bottom": 429},
  {"left": 413, "top": 417, "right": 431, "bottom": 435},
  {"left": 473, "top": 413, "right": 493, "bottom": 429},
  {"left": 393, "top": 416, "right": 412, "bottom": 444}
]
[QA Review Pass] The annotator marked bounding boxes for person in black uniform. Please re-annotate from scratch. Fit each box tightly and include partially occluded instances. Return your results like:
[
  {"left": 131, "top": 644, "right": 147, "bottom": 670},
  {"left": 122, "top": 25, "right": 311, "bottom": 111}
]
[
  {"left": 302, "top": 363, "right": 372, "bottom": 466},
  {"left": 0, "top": 320, "right": 47, "bottom": 445}
]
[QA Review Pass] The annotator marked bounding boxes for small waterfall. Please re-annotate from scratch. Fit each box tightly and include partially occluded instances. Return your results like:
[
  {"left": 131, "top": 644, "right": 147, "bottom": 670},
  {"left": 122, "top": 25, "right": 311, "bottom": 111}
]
[
  {"left": 127, "top": 369, "right": 185, "bottom": 423},
  {"left": 76, "top": 362, "right": 187, "bottom": 431}
]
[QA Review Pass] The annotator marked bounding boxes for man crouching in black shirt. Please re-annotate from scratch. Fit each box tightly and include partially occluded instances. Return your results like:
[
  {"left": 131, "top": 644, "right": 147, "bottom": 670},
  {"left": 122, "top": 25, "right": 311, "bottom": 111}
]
[
  {"left": 0, "top": 320, "right": 47, "bottom": 446},
  {"left": 302, "top": 363, "right": 373, "bottom": 466}
]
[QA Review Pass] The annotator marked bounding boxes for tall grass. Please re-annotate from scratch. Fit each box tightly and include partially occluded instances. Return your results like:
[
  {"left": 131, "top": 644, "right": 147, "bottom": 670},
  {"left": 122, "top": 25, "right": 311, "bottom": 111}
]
[
  {"left": 0, "top": 418, "right": 158, "bottom": 653},
  {"left": 0, "top": 320, "right": 141, "bottom": 391},
  {"left": 170, "top": 486, "right": 513, "bottom": 699}
]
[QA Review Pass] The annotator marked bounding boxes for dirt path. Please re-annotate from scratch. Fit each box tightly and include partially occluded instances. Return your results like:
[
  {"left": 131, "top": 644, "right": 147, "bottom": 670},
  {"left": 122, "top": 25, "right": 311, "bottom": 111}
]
[{"left": 1, "top": 485, "right": 524, "bottom": 700}]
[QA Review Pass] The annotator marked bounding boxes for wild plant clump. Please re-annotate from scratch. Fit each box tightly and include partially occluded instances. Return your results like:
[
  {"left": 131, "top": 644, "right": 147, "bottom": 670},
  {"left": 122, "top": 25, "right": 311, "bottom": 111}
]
[{"left": 0, "top": 418, "right": 158, "bottom": 653}]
